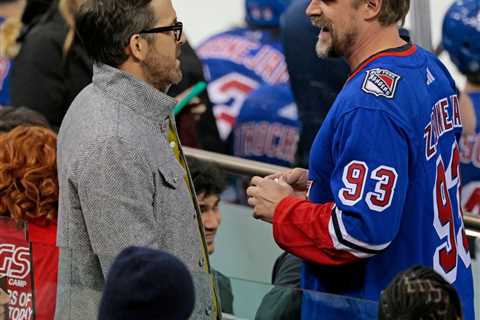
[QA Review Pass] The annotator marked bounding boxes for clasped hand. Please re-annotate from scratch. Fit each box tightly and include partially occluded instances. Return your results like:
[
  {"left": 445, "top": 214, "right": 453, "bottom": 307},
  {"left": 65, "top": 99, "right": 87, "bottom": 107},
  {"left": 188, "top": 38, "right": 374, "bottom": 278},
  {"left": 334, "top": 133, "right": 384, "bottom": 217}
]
[{"left": 246, "top": 168, "right": 309, "bottom": 223}]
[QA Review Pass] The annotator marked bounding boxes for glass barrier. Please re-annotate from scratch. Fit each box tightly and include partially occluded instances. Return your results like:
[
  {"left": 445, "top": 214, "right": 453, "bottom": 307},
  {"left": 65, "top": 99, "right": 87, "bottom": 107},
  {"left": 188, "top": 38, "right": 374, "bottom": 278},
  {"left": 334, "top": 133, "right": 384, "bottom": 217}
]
[
  {"left": 0, "top": 214, "right": 478, "bottom": 320},
  {"left": 221, "top": 277, "right": 378, "bottom": 320},
  {"left": 213, "top": 202, "right": 480, "bottom": 320}
]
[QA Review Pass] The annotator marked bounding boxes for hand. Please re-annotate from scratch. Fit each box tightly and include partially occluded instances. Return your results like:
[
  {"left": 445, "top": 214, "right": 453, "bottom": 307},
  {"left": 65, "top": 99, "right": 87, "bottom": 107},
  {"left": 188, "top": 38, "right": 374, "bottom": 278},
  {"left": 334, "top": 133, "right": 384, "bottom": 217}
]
[
  {"left": 246, "top": 176, "right": 294, "bottom": 223},
  {"left": 266, "top": 168, "right": 309, "bottom": 198}
]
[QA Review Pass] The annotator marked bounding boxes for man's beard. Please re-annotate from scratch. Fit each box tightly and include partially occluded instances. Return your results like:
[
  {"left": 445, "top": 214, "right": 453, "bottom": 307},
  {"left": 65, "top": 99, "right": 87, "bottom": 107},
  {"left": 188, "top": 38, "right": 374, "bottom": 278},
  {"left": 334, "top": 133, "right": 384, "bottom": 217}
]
[
  {"left": 311, "top": 16, "right": 354, "bottom": 59},
  {"left": 142, "top": 47, "right": 183, "bottom": 92},
  {"left": 315, "top": 30, "right": 337, "bottom": 58}
]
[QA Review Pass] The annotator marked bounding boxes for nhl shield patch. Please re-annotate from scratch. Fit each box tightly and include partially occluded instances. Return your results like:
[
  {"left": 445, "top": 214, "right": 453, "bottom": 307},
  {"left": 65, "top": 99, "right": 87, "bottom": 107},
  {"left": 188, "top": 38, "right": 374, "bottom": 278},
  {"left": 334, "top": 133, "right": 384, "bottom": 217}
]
[{"left": 362, "top": 68, "right": 400, "bottom": 99}]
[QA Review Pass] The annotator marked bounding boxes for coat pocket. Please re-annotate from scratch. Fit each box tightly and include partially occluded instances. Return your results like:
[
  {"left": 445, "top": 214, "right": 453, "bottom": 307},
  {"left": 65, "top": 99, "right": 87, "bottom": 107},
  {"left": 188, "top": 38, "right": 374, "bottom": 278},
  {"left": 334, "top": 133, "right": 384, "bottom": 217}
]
[{"left": 157, "top": 161, "right": 184, "bottom": 189}]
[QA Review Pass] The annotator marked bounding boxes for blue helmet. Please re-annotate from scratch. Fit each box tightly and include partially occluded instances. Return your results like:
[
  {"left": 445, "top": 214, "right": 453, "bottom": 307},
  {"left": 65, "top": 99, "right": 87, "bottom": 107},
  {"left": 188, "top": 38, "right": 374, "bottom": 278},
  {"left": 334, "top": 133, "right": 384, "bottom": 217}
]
[
  {"left": 442, "top": 0, "right": 480, "bottom": 75},
  {"left": 245, "top": 0, "right": 291, "bottom": 28}
]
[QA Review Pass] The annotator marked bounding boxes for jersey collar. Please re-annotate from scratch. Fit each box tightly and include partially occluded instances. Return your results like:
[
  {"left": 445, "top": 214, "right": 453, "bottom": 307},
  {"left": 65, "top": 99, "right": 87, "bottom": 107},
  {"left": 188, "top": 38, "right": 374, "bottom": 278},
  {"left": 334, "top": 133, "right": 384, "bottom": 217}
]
[{"left": 347, "top": 43, "right": 416, "bottom": 82}]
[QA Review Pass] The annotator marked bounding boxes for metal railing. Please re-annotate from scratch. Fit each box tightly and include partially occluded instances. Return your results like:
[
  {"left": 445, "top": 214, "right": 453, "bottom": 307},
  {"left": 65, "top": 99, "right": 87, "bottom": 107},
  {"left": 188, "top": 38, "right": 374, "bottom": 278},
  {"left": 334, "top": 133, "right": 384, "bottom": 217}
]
[
  {"left": 409, "top": 0, "right": 433, "bottom": 51},
  {"left": 183, "top": 147, "right": 480, "bottom": 236}
]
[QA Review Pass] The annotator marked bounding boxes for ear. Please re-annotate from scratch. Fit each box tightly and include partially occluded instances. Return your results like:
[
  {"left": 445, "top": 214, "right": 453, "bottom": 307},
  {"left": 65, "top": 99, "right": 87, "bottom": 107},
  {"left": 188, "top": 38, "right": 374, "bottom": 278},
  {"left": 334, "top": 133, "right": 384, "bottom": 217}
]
[
  {"left": 362, "top": 0, "right": 382, "bottom": 21},
  {"left": 126, "top": 34, "right": 149, "bottom": 61}
]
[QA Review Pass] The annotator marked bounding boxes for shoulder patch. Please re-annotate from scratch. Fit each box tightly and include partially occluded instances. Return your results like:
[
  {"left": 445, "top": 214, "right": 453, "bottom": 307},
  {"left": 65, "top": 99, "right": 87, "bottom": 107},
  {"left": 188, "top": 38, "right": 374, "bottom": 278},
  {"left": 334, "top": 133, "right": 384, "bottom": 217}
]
[{"left": 361, "top": 68, "right": 400, "bottom": 99}]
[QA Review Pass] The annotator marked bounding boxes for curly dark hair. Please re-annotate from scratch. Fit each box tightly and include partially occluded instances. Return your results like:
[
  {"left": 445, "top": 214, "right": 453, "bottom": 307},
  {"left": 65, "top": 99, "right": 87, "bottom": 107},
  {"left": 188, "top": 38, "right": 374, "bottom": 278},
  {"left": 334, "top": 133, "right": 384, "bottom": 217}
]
[
  {"left": 75, "top": 0, "right": 156, "bottom": 67},
  {"left": 0, "top": 126, "right": 58, "bottom": 226},
  {"left": 187, "top": 157, "right": 226, "bottom": 197},
  {"left": 378, "top": 266, "right": 463, "bottom": 320}
]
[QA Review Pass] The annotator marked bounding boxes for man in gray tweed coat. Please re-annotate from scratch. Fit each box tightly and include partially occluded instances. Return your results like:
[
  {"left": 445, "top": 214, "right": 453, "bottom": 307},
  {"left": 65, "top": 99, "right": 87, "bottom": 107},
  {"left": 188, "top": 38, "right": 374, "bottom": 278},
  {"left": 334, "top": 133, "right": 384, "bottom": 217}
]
[{"left": 55, "top": 0, "right": 221, "bottom": 319}]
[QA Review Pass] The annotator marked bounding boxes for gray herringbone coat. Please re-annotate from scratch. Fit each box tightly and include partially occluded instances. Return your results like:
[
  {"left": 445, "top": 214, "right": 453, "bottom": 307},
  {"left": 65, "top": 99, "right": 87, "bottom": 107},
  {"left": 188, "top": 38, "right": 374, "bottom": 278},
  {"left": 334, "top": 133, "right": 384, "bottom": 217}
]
[{"left": 55, "top": 64, "right": 219, "bottom": 320}]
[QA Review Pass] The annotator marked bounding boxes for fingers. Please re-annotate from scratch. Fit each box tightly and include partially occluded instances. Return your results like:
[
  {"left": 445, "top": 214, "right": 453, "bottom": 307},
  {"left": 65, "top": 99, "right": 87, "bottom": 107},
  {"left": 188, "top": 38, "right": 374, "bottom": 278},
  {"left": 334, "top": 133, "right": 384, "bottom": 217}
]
[
  {"left": 265, "top": 170, "right": 289, "bottom": 180},
  {"left": 247, "top": 195, "right": 257, "bottom": 207},
  {"left": 250, "top": 176, "right": 264, "bottom": 187},
  {"left": 246, "top": 184, "right": 258, "bottom": 198},
  {"left": 286, "top": 168, "right": 309, "bottom": 188}
]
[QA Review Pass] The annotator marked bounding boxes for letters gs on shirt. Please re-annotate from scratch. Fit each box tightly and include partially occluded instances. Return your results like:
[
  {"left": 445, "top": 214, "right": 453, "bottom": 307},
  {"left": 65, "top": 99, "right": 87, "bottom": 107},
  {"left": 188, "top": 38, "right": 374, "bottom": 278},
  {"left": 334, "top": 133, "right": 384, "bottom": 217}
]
[{"left": 0, "top": 245, "right": 31, "bottom": 281}]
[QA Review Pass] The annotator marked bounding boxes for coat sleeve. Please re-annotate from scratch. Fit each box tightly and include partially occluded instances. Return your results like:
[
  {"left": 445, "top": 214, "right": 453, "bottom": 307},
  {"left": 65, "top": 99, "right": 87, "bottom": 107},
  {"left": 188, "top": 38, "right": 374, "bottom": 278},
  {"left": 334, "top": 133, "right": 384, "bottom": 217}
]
[
  {"left": 76, "top": 137, "right": 158, "bottom": 277},
  {"left": 273, "top": 108, "right": 409, "bottom": 265}
]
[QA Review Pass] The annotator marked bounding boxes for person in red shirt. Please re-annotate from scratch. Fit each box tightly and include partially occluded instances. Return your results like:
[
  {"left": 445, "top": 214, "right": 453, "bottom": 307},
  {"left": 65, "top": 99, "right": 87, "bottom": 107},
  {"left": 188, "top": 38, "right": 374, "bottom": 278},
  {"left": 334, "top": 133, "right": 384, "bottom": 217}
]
[{"left": 0, "top": 126, "right": 59, "bottom": 320}]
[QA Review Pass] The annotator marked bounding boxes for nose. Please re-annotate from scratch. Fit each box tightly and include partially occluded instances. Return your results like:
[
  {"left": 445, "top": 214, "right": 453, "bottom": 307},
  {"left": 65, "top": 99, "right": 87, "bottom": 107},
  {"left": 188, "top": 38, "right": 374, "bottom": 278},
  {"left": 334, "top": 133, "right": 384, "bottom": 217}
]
[
  {"left": 203, "top": 210, "right": 220, "bottom": 230},
  {"left": 306, "top": 0, "right": 322, "bottom": 17}
]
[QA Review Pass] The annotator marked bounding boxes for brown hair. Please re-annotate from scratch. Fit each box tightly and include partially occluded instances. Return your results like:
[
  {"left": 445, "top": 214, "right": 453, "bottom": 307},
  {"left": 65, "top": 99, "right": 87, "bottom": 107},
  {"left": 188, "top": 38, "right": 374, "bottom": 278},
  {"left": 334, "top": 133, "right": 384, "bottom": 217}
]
[
  {"left": 354, "top": 0, "right": 410, "bottom": 26},
  {"left": 0, "top": 126, "right": 58, "bottom": 226}
]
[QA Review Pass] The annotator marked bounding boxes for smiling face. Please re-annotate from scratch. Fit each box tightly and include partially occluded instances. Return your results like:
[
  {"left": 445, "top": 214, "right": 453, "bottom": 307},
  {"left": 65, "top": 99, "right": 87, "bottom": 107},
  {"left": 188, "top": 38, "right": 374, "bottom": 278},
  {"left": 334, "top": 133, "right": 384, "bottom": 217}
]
[
  {"left": 306, "top": 0, "right": 362, "bottom": 59},
  {"left": 198, "top": 192, "right": 222, "bottom": 255}
]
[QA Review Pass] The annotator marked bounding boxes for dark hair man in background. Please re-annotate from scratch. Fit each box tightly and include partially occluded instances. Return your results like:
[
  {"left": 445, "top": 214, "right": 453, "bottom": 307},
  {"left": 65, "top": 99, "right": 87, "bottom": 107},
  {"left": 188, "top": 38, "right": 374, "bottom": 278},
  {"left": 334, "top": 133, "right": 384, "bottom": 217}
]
[
  {"left": 56, "top": 0, "right": 220, "bottom": 319},
  {"left": 188, "top": 157, "right": 234, "bottom": 315}
]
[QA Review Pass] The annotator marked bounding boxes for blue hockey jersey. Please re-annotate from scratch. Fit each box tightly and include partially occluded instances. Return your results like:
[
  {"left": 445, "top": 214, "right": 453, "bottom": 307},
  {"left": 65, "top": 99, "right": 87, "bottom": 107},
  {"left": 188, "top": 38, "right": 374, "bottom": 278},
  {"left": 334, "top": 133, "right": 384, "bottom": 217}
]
[
  {"left": 197, "top": 27, "right": 289, "bottom": 141},
  {"left": 272, "top": 44, "right": 475, "bottom": 319},
  {"left": 459, "top": 92, "right": 480, "bottom": 215},
  {"left": 233, "top": 83, "right": 300, "bottom": 166}
]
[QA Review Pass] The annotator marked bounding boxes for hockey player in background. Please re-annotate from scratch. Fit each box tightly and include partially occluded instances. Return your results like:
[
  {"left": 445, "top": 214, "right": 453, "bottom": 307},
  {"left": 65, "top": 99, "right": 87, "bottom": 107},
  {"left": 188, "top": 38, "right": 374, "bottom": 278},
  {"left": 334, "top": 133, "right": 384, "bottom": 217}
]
[
  {"left": 197, "top": 0, "right": 292, "bottom": 142},
  {"left": 443, "top": 0, "right": 480, "bottom": 217},
  {"left": 443, "top": 0, "right": 480, "bottom": 302},
  {"left": 233, "top": 83, "right": 300, "bottom": 167},
  {"left": 246, "top": 0, "right": 475, "bottom": 319}
]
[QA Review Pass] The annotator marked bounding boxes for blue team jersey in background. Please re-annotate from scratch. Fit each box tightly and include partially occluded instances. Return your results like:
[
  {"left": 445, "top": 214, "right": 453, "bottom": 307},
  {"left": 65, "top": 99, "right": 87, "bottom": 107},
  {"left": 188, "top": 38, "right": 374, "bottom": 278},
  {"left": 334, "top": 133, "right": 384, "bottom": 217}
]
[
  {"left": 233, "top": 83, "right": 300, "bottom": 166},
  {"left": 305, "top": 44, "right": 475, "bottom": 319},
  {"left": 460, "top": 92, "right": 480, "bottom": 215},
  {"left": 197, "top": 27, "right": 289, "bottom": 141}
]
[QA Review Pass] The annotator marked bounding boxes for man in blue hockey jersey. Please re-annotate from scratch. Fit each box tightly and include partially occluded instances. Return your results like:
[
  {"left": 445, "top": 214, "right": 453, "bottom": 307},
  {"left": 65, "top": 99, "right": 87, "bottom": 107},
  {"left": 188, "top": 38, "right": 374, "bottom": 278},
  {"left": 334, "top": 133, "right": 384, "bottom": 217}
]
[
  {"left": 246, "top": 0, "right": 476, "bottom": 319},
  {"left": 197, "top": 0, "right": 291, "bottom": 142}
]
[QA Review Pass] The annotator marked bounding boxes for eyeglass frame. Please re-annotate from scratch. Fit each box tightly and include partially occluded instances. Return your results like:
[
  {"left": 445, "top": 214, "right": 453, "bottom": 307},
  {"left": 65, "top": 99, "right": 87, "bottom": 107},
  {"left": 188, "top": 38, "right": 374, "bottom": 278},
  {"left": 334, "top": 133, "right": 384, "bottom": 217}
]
[{"left": 138, "top": 21, "right": 183, "bottom": 42}]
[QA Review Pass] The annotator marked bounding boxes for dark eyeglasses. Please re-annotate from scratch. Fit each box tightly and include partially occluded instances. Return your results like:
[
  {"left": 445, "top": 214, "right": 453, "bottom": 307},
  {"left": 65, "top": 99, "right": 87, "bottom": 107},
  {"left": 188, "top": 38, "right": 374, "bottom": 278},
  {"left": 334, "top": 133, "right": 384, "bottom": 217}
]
[{"left": 139, "top": 21, "right": 183, "bottom": 42}]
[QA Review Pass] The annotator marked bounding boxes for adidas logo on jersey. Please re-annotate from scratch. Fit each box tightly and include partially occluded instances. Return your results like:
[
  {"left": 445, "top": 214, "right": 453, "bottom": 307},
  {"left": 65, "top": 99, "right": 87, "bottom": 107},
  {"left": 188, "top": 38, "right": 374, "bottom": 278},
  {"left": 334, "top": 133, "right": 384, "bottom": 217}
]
[
  {"left": 362, "top": 68, "right": 400, "bottom": 99},
  {"left": 426, "top": 67, "right": 435, "bottom": 85}
]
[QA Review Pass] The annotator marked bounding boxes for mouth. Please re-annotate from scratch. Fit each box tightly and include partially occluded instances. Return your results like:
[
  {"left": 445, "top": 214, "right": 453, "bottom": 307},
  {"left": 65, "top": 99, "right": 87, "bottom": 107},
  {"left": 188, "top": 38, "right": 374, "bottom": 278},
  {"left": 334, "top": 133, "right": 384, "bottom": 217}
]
[
  {"left": 318, "top": 26, "right": 332, "bottom": 42},
  {"left": 205, "top": 233, "right": 215, "bottom": 243}
]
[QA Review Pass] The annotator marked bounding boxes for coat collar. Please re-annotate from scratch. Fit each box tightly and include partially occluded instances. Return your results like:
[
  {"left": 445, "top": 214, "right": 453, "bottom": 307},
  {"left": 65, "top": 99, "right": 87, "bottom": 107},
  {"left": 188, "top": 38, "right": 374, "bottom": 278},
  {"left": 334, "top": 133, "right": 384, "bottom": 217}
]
[{"left": 92, "top": 63, "right": 177, "bottom": 123}]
